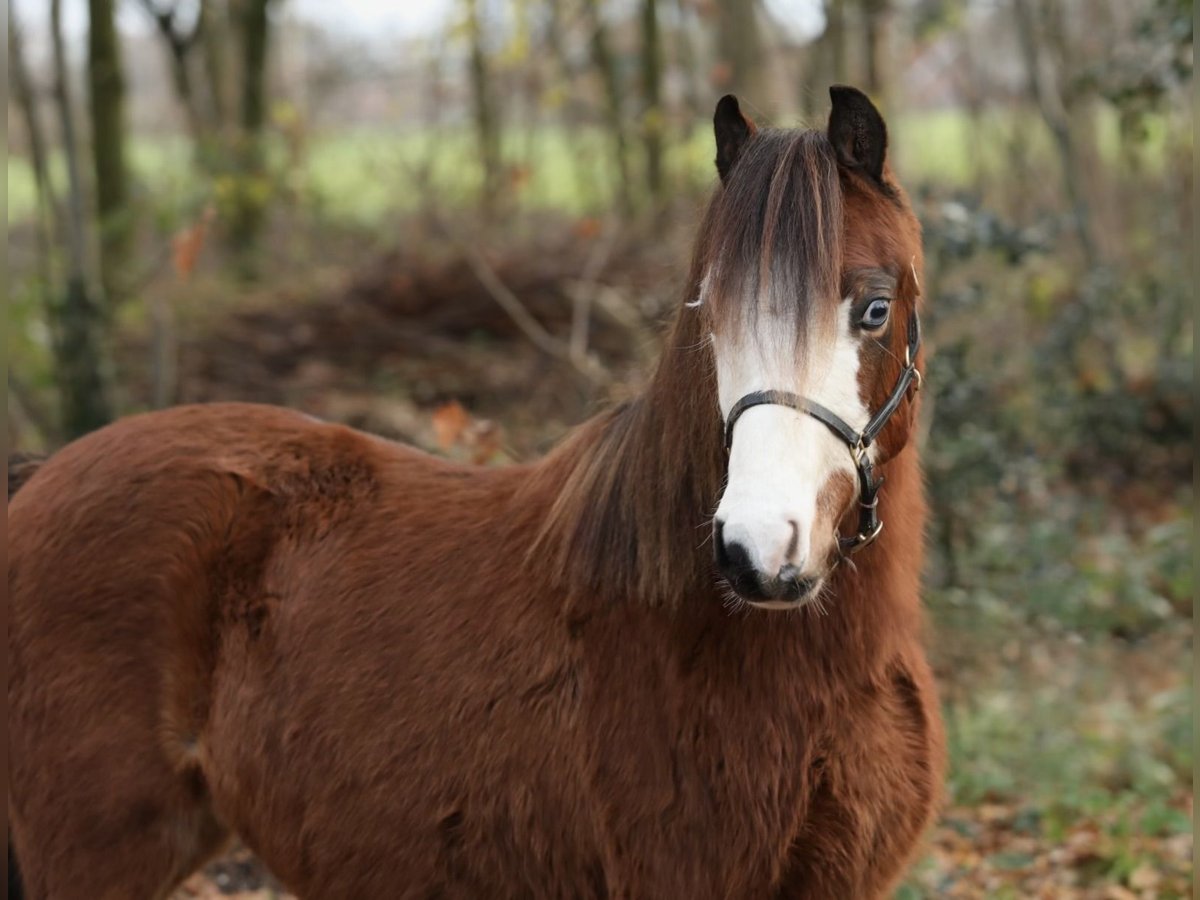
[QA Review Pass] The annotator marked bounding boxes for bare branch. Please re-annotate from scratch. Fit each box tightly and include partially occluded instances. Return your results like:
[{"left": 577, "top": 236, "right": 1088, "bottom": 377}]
[
  {"left": 449, "top": 231, "right": 610, "bottom": 385},
  {"left": 569, "top": 217, "right": 621, "bottom": 362}
]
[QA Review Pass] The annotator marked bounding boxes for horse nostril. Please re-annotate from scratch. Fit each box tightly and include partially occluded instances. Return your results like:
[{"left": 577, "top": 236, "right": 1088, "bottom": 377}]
[{"left": 714, "top": 524, "right": 764, "bottom": 598}]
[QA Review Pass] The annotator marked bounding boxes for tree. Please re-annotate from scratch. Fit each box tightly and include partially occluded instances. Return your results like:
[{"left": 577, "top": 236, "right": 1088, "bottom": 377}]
[
  {"left": 87, "top": 0, "right": 131, "bottom": 303},
  {"left": 9, "top": 4, "right": 58, "bottom": 265},
  {"left": 50, "top": 0, "right": 114, "bottom": 437},
  {"left": 227, "top": 0, "right": 274, "bottom": 264},
  {"left": 464, "top": 0, "right": 502, "bottom": 214},
  {"left": 860, "top": 0, "right": 889, "bottom": 103},
  {"left": 714, "top": 0, "right": 765, "bottom": 100},
  {"left": 1011, "top": 0, "right": 1098, "bottom": 269},
  {"left": 134, "top": 0, "right": 208, "bottom": 144},
  {"left": 583, "top": 0, "right": 632, "bottom": 213},
  {"left": 640, "top": 0, "right": 665, "bottom": 202}
]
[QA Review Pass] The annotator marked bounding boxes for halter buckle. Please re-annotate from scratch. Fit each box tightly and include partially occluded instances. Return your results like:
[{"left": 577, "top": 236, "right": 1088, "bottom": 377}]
[{"left": 848, "top": 520, "right": 883, "bottom": 554}]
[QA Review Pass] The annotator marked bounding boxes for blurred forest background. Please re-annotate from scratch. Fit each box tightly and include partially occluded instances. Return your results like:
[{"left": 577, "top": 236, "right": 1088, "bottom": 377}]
[{"left": 6, "top": 0, "right": 1193, "bottom": 895}]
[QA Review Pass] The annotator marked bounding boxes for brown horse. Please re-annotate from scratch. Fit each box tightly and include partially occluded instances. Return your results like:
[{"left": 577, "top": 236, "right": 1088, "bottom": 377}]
[{"left": 9, "top": 86, "right": 944, "bottom": 899}]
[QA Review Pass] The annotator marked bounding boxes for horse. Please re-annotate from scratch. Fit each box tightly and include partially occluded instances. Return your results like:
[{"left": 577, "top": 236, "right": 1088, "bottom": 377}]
[{"left": 8, "top": 85, "right": 945, "bottom": 899}]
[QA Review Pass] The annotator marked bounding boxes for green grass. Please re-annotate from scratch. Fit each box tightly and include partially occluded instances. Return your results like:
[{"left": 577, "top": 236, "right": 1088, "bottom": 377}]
[
  {"left": 943, "top": 645, "right": 1191, "bottom": 811},
  {"left": 8, "top": 106, "right": 1183, "bottom": 230}
]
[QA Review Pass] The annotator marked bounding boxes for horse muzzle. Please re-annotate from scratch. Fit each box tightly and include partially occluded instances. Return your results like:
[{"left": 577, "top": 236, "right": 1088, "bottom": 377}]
[{"left": 714, "top": 521, "right": 824, "bottom": 608}]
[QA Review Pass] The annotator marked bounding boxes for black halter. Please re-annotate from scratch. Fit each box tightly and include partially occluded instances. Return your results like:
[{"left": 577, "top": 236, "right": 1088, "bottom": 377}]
[{"left": 722, "top": 312, "right": 922, "bottom": 556}]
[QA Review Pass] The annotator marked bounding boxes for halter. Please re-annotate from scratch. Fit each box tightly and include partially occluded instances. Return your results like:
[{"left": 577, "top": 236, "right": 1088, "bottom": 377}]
[{"left": 722, "top": 312, "right": 922, "bottom": 556}]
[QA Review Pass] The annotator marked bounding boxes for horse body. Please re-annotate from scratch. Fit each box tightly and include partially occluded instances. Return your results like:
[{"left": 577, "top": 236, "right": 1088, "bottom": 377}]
[{"left": 9, "top": 87, "right": 945, "bottom": 899}]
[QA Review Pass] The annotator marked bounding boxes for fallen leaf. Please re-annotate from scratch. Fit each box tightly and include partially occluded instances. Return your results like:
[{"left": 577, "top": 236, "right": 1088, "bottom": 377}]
[{"left": 431, "top": 401, "right": 470, "bottom": 450}]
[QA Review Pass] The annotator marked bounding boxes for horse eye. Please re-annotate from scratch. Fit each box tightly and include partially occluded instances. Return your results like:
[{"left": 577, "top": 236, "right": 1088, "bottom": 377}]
[{"left": 859, "top": 298, "right": 891, "bottom": 330}]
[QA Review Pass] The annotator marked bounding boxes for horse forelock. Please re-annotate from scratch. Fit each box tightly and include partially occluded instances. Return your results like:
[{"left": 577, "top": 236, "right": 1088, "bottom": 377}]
[{"left": 701, "top": 129, "right": 844, "bottom": 347}]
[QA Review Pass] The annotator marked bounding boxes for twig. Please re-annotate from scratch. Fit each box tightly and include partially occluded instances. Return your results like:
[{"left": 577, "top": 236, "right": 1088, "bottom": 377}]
[
  {"left": 451, "top": 234, "right": 609, "bottom": 385},
  {"left": 569, "top": 217, "right": 621, "bottom": 362},
  {"left": 389, "top": 152, "right": 611, "bottom": 385}
]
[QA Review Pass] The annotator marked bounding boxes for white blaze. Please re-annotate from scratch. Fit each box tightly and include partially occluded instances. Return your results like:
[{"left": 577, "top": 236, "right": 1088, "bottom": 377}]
[{"left": 713, "top": 295, "right": 870, "bottom": 582}]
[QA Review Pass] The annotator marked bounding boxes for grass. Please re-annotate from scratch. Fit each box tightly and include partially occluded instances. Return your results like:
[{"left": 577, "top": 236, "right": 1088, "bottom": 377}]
[
  {"left": 8, "top": 106, "right": 1183, "bottom": 229},
  {"left": 900, "top": 629, "right": 1192, "bottom": 897}
]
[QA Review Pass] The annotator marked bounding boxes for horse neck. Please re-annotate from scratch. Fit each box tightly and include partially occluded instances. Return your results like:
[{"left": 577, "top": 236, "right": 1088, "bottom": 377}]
[{"left": 525, "top": 307, "right": 926, "bottom": 680}]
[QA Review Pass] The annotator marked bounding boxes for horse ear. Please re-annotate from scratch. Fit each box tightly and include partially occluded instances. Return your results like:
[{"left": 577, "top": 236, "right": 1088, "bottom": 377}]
[
  {"left": 713, "top": 94, "right": 757, "bottom": 182},
  {"left": 827, "top": 85, "right": 887, "bottom": 184}
]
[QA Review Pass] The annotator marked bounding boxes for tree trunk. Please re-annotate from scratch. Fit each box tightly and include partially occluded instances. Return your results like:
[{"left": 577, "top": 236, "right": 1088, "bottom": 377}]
[
  {"left": 827, "top": 0, "right": 847, "bottom": 81},
  {"left": 465, "top": 0, "right": 502, "bottom": 215},
  {"left": 1011, "top": 0, "right": 1099, "bottom": 269},
  {"left": 583, "top": 0, "right": 632, "bottom": 213},
  {"left": 87, "top": 0, "right": 130, "bottom": 303},
  {"left": 11, "top": 2, "right": 63, "bottom": 443},
  {"left": 201, "top": 0, "right": 235, "bottom": 141},
  {"left": 228, "top": 0, "right": 272, "bottom": 274},
  {"left": 860, "top": 0, "right": 889, "bottom": 109},
  {"left": 671, "top": 0, "right": 703, "bottom": 124},
  {"left": 9, "top": 4, "right": 60, "bottom": 243},
  {"left": 800, "top": 0, "right": 847, "bottom": 119},
  {"left": 134, "top": 0, "right": 207, "bottom": 145},
  {"left": 714, "top": 0, "right": 764, "bottom": 101},
  {"left": 640, "top": 0, "right": 664, "bottom": 202},
  {"left": 50, "top": 0, "right": 113, "bottom": 437},
  {"left": 239, "top": 0, "right": 271, "bottom": 135}
]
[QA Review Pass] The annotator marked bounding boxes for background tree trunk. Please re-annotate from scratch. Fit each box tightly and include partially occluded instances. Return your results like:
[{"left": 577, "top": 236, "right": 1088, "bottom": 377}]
[
  {"left": 640, "top": 0, "right": 664, "bottom": 203},
  {"left": 135, "top": 0, "right": 207, "bottom": 146},
  {"left": 50, "top": 0, "right": 113, "bottom": 437},
  {"left": 9, "top": 4, "right": 60, "bottom": 245},
  {"left": 860, "top": 0, "right": 890, "bottom": 109},
  {"left": 11, "top": 2, "right": 63, "bottom": 442},
  {"left": 1011, "top": 0, "right": 1098, "bottom": 269},
  {"left": 202, "top": 0, "right": 236, "bottom": 142},
  {"left": 583, "top": 0, "right": 631, "bottom": 213},
  {"left": 228, "top": 0, "right": 273, "bottom": 274},
  {"left": 799, "top": 0, "right": 847, "bottom": 118},
  {"left": 714, "top": 0, "right": 764, "bottom": 101},
  {"left": 238, "top": 0, "right": 271, "bottom": 135},
  {"left": 87, "top": 0, "right": 130, "bottom": 304},
  {"left": 671, "top": 0, "right": 703, "bottom": 123},
  {"left": 465, "top": 0, "right": 502, "bottom": 215}
]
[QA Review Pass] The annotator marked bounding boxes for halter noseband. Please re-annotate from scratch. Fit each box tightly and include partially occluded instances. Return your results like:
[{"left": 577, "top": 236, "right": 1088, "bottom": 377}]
[{"left": 722, "top": 312, "right": 922, "bottom": 556}]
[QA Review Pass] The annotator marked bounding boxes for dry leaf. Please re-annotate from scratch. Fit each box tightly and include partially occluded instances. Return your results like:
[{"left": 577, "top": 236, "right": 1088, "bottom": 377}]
[
  {"left": 172, "top": 207, "right": 215, "bottom": 281},
  {"left": 1127, "top": 863, "right": 1161, "bottom": 890},
  {"left": 572, "top": 217, "right": 602, "bottom": 240},
  {"left": 431, "top": 401, "right": 470, "bottom": 450}
]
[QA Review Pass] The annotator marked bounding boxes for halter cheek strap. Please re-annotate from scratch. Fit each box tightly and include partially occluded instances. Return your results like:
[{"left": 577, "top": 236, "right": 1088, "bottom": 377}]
[{"left": 723, "top": 313, "right": 922, "bottom": 555}]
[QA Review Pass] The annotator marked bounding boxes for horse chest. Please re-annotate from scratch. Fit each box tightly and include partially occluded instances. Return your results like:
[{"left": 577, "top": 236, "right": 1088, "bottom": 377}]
[{"left": 573, "top": 619, "right": 833, "bottom": 896}]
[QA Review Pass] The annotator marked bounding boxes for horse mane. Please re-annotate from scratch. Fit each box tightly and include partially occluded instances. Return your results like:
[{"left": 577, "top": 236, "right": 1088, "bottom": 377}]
[
  {"left": 8, "top": 453, "right": 46, "bottom": 500},
  {"left": 527, "top": 129, "right": 848, "bottom": 608},
  {"left": 526, "top": 303, "right": 723, "bottom": 608}
]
